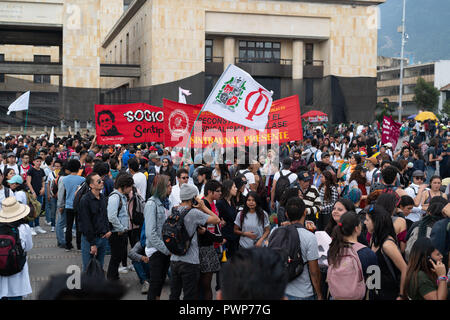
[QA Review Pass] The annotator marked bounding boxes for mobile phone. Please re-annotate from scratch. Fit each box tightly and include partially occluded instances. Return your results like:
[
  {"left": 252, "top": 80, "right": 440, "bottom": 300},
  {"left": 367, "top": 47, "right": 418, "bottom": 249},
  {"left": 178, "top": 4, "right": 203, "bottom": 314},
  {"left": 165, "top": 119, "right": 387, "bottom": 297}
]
[
  {"left": 427, "top": 256, "right": 437, "bottom": 269},
  {"left": 192, "top": 198, "right": 198, "bottom": 206}
]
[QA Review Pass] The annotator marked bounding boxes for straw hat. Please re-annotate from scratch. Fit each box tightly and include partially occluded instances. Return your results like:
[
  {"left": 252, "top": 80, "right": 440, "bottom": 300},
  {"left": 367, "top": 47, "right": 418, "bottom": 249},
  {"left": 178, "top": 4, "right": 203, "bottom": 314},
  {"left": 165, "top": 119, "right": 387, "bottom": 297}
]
[{"left": 0, "top": 197, "right": 30, "bottom": 223}]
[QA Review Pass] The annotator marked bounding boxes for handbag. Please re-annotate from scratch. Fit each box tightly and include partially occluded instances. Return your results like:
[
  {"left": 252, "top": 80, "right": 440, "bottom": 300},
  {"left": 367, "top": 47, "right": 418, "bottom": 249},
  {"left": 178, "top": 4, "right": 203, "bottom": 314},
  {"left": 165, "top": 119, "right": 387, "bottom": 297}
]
[{"left": 85, "top": 256, "right": 105, "bottom": 280}]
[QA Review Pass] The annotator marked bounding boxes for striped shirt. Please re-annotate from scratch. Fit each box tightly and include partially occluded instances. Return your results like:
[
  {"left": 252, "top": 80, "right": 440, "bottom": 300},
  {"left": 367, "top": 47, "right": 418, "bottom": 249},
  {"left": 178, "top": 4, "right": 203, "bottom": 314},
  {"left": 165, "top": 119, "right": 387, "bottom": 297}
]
[
  {"left": 299, "top": 185, "right": 321, "bottom": 216},
  {"left": 318, "top": 185, "right": 339, "bottom": 216}
]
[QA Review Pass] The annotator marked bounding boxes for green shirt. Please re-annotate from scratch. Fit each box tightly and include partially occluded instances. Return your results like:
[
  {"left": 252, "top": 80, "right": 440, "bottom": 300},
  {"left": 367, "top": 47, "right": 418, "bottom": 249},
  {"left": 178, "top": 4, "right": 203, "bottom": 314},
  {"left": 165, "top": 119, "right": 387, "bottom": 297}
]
[{"left": 408, "top": 271, "right": 437, "bottom": 300}]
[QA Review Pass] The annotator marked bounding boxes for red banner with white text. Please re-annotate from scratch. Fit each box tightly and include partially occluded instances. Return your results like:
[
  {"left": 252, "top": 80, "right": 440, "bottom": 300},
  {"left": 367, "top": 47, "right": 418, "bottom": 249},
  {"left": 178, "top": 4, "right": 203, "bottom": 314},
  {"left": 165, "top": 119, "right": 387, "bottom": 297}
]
[{"left": 163, "top": 95, "right": 303, "bottom": 147}]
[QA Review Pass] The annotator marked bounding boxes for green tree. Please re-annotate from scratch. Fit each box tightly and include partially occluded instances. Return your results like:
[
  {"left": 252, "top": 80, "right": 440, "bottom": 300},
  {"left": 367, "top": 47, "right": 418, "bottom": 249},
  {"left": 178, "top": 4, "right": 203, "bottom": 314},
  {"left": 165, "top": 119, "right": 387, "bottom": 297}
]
[
  {"left": 413, "top": 77, "right": 440, "bottom": 111},
  {"left": 443, "top": 99, "right": 450, "bottom": 117},
  {"left": 375, "top": 98, "right": 396, "bottom": 123}
]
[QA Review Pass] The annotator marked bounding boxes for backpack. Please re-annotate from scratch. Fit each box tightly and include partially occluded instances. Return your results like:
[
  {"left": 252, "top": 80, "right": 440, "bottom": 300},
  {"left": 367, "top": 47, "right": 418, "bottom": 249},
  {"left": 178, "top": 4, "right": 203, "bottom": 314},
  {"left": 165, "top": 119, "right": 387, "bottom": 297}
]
[
  {"left": 25, "top": 190, "right": 41, "bottom": 222},
  {"left": 0, "top": 223, "right": 27, "bottom": 276},
  {"left": 327, "top": 242, "right": 367, "bottom": 300},
  {"left": 306, "top": 148, "right": 318, "bottom": 165},
  {"left": 73, "top": 181, "right": 90, "bottom": 213},
  {"left": 162, "top": 206, "right": 193, "bottom": 256},
  {"left": 405, "top": 226, "right": 433, "bottom": 262},
  {"left": 268, "top": 223, "right": 305, "bottom": 281},
  {"left": 107, "top": 191, "right": 124, "bottom": 230},
  {"left": 51, "top": 174, "right": 60, "bottom": 198},
  {"left": 275, "top": 171, "right": 293, "bottom": 202},
  {"left": 129, "top": 186, "right": 145, "bottom": 226}
]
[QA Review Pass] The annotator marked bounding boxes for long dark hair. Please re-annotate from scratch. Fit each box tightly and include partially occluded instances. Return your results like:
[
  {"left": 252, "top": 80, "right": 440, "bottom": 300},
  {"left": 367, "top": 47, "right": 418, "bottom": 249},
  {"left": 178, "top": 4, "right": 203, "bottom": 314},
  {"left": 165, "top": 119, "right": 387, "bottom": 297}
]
[
  {"left": 240, "top": 191, "right": 265, "bottom": 227},
  {"left": 216, "top": 163, "right": 231, "bottom": 183},
  {"left": 325, "top": 198, "right": 356, "bottom": 236},
  {"left": 375, "top": 193, "right": 397, "bottom": 216},
  {"left": 319, "top": 170, "right": 336, "bottom": 202},
  {"left": 328, "top": 211, "right": 361, "bottom": 266},
  {"left": 2, "top": 168, "right": 15, "bottom": 188},
  {"left": 405, "top": 237, "right": 437, "bottom": 298},
  {"left": 279, "top": 187, "right": 300, "bottom": 208},
  {"left": 366, "top": 205, "right": 397, "bottom": 248},
  {"left": 349, "top": 166, "right": 366, "bottom": 185}
]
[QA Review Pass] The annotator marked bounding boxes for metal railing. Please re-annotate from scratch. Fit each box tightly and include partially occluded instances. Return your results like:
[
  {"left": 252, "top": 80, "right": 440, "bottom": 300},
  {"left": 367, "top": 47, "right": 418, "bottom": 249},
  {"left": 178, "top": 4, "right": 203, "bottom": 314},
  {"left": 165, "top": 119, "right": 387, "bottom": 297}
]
[
  {"left": 205, "top": 57, "right": 224, "bottom": 63},
  {"left": 235, "top": 58, "right": 292, "bottom": 65}
]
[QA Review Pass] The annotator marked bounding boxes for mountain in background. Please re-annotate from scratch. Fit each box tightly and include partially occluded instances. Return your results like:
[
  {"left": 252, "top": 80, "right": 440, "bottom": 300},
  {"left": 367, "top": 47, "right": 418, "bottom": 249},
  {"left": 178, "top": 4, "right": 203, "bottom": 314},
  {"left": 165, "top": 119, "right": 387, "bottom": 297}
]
[{"left": 378, "top": 0, "right": 450, "bottom": 64}]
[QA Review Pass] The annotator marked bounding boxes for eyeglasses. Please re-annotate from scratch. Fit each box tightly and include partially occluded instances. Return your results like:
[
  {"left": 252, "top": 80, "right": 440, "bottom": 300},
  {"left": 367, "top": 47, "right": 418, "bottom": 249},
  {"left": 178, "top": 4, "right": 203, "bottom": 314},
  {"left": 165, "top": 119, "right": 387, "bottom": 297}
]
[
  {"left": 414, "top": 176, "right": 425, "bottom": 181},
  {"left": 180, "top": 176, "right": 188, "bottom": 180}
]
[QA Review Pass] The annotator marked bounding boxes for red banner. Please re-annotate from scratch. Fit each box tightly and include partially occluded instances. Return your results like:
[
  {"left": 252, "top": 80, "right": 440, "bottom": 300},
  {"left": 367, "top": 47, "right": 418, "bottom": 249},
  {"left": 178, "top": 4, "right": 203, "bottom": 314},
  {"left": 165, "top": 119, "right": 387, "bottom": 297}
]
[
  {"left": 381, "top": 116, "right": 401, "bottom": 149},
  {"left": 95, "top": 103, "right": 164, "bottom": 145},
  {"left": 164, "top": 95, "right": 302, "bottom": 147}
]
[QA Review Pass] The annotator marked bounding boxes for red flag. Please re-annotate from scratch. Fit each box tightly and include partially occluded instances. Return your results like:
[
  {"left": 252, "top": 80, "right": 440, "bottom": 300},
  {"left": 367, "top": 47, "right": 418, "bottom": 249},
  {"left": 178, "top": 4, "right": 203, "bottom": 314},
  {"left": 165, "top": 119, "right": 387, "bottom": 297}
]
[
  {"left": 381, "top": 116, "right": 401, "bottom": 150},
  {"left": 164, "top": 95, "right": 303, "bottom": 147}
]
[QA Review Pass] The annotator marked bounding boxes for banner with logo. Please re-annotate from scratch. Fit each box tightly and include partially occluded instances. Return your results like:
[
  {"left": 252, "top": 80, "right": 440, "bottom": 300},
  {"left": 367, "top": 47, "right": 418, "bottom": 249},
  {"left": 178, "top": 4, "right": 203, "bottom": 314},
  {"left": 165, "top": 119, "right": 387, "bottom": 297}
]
[
  {"left": 202, "top": 64, "right": 273, "bottom": 131},
  {"left": 95, "top": 103, "right": 164, "bottom": 145},
  {"left": 164, "top": 95, "right": 302, "bottom": 147},
  {"left": 381, "top": 116, "right": 401, "bottom": 150}
]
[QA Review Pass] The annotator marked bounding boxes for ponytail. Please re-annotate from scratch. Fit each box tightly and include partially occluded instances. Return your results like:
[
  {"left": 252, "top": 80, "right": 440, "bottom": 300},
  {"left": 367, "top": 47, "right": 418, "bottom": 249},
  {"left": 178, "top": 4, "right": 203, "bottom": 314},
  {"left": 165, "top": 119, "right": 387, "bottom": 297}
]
[{"left": 327, "top": 211, "right": 360, "bottom": 267}]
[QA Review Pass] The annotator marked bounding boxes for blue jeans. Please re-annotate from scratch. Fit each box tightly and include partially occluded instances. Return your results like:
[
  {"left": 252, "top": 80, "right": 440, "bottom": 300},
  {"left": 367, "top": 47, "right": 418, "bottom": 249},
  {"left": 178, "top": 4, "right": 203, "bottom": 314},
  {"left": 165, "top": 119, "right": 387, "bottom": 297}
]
[
  {"left": 46, "top": 197, "right": 57, "bottom": 227},
  {"left": 81, "top": 235, "right": 108, "bottom": 272},
  {"left": 29, "top": 195, "right": 43, "bottom": 227},
  {"left": 133, "top": 260, "right": 150, "bottom": 284},
  {"left": 56, "top": 209, "right": 66, "bottom": 246},
  {"left": 286, "top": 294, "right": 316, "bottom": 300},
  {"left": 425, "top": 166, "right": 436, "bottom": 184},
  {"left": 1, "top": 296, "right": 22, "bottom": 300}
]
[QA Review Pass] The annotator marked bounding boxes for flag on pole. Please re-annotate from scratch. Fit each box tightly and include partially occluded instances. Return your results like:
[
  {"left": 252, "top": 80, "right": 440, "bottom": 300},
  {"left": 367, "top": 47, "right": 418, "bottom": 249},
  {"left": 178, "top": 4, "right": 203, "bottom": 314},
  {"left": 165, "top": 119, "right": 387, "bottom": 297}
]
[
  {"left": 49, "top": 126, "right": 55, "bottom": 144},
  {"left": 178, "top": 87, "right": 192, "bottom": 104},
  {"left": 7, "top": 91, "right": 30, "bottom": 115},
  {"left": 202, "top": 64, "right": 273, "bottom": 131}
]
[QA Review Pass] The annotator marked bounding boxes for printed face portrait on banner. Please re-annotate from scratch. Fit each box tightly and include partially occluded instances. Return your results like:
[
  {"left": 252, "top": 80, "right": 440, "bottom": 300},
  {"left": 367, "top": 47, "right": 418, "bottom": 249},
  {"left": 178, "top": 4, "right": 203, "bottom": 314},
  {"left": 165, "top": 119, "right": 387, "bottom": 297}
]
[{"left": 97, "top": 110, "right": 122, "bottom": 137}]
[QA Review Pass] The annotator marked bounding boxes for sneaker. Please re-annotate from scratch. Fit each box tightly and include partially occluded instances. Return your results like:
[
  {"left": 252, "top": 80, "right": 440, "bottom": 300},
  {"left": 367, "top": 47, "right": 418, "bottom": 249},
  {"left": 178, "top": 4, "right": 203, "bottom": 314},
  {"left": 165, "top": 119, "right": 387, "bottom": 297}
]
[
  {"left": 51, "top": 227, "right": 55, "bottom": 232},
  {"left": 141, "top": 281, "right": 149, "bottom": 295},
  {"left": 128, "top": 265, "right": 135, "bottom": 272},
  {"left": 35, "top": 226, "right": 47, "bottom": 234},
  {"left": 45, "top": 221, "right": 52, "bottom": 226},
  {"left": 118, "top": 266, "right": 129, "bottom": 274},
  {"left": 31, "top": 228, "right": 37, "bottom": 236},
  {"left": 65, "top": 248, "right": 72, "bottom": 252}
]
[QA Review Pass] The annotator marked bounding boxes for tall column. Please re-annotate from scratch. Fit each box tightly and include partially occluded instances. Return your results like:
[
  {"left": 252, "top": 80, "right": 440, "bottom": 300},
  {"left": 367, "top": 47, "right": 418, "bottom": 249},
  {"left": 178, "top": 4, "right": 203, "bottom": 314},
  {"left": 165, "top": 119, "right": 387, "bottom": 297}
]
[
  {"left": 223, "top": 37, "right": 235, "bottom": 70},
  {"left": 292, "top": 40, "right": 304, "bottom": 80},
  {"left": 62, "top": 0, "right": 101, "bottom": 121}
]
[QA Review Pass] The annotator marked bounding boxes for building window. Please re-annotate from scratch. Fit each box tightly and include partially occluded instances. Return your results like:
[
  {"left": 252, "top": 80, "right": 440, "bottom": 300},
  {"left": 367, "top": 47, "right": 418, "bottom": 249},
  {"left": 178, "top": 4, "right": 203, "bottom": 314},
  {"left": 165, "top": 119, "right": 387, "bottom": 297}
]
[
  {"left": 0, "top": 54, "right": 4, "bottom": 83},
  {"left": 305, "top": 79, "right": 314, "bottom": 105},
  {"left": 205, "top": 39, "right": 213, "bottom": 63},
  {"left": 238, "top": 40, "right": 281, "bottom": 63},
  {"left": 305, "top": 43, "right": 314, "bottom": 65},
  {"left": 33, "top": 55, "right": 50, "bottom": 84}
]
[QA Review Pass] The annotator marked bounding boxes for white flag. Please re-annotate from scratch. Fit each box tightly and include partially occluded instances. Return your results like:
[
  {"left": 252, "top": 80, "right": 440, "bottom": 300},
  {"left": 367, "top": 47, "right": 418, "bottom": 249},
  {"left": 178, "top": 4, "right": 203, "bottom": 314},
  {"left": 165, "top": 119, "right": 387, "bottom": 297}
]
[
  {"left": 178, "top": 87, "right": 192, "bottom": 104},
  {"left": 7, "top": 91, "right": 30, "bottom": 115},
  {"left": 49, "top": 126, "right": 55, "bottom": 144},
  {"left": 202, "top": 64, "right": 273, "bottom": 131}
]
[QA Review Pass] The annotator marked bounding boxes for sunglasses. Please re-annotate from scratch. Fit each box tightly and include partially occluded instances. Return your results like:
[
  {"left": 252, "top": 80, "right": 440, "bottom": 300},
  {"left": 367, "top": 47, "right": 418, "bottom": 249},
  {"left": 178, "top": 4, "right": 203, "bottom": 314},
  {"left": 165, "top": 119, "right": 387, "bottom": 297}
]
[
  {"left": 414, "top": 176, "right": 425, "bottom": 181},
  {"left": 180, "top": 176, "right": 188, "bottom": 180},
  {"left": 96, "top": 179, "right": 104, "bottom": 184}
]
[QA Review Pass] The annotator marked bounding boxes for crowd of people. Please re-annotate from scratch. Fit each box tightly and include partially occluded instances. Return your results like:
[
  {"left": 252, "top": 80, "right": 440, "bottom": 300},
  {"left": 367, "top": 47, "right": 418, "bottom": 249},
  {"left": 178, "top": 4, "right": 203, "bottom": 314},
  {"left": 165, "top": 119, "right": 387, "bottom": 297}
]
[{"left": 0, "top": 118, "right": 449, "bottom": 300}]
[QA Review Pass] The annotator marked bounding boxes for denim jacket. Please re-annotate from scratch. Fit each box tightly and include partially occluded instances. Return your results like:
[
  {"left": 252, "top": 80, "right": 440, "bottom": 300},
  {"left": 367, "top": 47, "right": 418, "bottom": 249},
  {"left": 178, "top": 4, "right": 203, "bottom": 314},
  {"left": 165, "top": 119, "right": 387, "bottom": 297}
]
[
  {"left": 107, "top": 190, "right": 130, "bottom": 233},
  {"left": 144, "top": 196, "right": 170, "bottom": 256}
]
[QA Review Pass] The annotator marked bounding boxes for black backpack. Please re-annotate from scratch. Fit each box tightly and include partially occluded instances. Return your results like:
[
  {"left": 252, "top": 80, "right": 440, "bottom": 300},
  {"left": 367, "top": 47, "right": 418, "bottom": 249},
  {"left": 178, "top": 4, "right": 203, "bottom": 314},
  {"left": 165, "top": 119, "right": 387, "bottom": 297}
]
[
  {"left": 268, "top": 223, "right": 305, "bottom": 281},
  {"left": 130, "top": 186, "right": 145, "bottom": 226},
  {"left": 73, "top": 181, "right": 90, "bottom": 213},
  {"left": 0, "top": 223, "right": 27, "bottom": 276},
  {"left": 275, "top": 171, "right": 293, "bottom": 202},
  {"left": 162, "top": 206, "right": 193, "bottom": 256}
]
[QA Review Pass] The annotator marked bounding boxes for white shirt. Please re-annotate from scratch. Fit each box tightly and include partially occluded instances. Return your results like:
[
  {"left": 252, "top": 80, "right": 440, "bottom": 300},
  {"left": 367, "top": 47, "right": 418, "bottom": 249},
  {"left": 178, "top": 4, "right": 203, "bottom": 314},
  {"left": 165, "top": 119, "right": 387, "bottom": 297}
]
[
  {"left": 132, "top": 172, "right": 147, "bottom": 199},
  {"left": 273, "top": 169, "right": 298, "bottom": 185},
  {"left": 14, "top": 190, "right": 27, "bottom": 205},
  {"left": 0, "top": 187, "right": 7, "bottom": 210},
  {"left": 155, "top": 165, "right": 161, "bottom": 174},
  {"left": 169, "top": 183, "right": 182, "bottom": 211},
  {"left": 0, "top": 224, "right": 33, "bottom": 298},
  {"left": 405, "top": 183, "right": 428, "bottom": 221}
]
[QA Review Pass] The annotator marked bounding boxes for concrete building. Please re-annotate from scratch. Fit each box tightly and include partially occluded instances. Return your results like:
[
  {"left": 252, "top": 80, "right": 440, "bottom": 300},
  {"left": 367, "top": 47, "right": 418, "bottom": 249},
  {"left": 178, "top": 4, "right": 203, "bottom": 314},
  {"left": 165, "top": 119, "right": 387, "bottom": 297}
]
[
  {"left": 377, "top": 60, "right": 450, "bottom": 118},
  {"left": 1, "top": 0, "right": 385, "bottom": 126}
]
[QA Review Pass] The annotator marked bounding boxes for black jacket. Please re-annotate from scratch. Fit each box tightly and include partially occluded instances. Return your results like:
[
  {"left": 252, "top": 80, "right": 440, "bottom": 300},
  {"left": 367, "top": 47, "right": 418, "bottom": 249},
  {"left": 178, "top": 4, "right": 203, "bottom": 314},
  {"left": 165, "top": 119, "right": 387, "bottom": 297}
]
[{"left": 78, "top": 191, "right": 111, "bottom": 246}]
